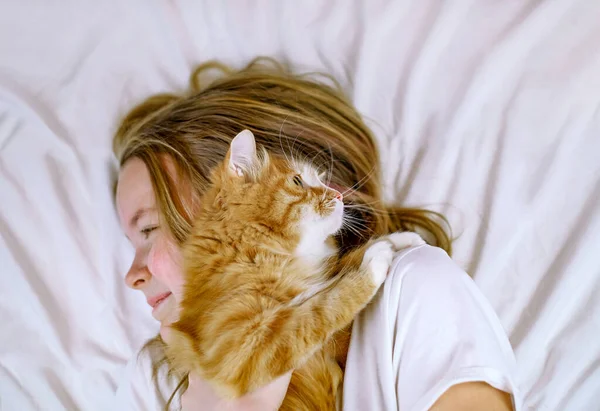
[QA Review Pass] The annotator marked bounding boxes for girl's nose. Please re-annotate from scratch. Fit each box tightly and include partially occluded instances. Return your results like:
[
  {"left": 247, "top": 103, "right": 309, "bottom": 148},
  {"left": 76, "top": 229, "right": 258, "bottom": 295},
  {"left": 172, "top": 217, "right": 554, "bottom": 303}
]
[{"left": 125, "top": 258, "right": 151, "bottom": 289}]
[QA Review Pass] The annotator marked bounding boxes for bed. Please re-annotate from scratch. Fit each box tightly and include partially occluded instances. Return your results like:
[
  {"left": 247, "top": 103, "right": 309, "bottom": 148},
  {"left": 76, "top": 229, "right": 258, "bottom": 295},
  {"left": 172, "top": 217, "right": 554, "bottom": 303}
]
[{"left": 1, "top": 1, "right": 598, "bottom": 409}]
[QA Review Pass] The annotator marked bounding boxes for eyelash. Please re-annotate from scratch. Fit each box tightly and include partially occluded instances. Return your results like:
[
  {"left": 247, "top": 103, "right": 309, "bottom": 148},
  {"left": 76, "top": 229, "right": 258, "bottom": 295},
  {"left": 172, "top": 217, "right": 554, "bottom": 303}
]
[
  {"left": 141, "top": 226, "right": 158, "bottom": 239},
  {"left": 293, "top": 175, "right": 304, "bottom": 187}
]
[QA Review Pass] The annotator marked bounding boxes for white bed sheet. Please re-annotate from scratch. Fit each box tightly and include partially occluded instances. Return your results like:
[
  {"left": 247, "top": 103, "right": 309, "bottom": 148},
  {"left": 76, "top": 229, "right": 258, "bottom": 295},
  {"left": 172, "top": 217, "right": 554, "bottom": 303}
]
[{"left": 0, "top": 1, "right": 598, "bottom": 410}]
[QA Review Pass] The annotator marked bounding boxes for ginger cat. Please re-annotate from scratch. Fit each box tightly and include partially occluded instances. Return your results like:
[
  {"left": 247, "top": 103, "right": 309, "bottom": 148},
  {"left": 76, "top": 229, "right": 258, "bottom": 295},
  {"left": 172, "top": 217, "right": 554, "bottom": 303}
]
[{"left": 165, "top": 130, "right": 424, "bottom": 410}]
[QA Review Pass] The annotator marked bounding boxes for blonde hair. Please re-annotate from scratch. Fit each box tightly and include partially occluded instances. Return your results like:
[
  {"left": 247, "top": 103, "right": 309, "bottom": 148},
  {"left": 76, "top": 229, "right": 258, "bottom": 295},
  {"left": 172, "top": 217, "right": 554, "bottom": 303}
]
[
  {"left": 114, "top": 58, "right": 452, "bottom": 407},
  {"left": 114, "top": 57, "right": 451, "bottom": 253}
]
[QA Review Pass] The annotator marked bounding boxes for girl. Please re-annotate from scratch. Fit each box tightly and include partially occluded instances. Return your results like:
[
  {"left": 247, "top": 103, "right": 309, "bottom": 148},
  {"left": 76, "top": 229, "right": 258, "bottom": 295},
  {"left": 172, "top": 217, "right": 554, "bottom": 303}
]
[{"left": 114, "top": 59, "right": 520, "bottom": 410}]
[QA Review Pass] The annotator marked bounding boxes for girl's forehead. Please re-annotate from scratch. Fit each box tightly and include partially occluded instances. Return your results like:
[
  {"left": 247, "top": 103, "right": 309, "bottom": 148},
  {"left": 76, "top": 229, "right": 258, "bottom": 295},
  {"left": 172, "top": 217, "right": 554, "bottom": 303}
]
[{"left": 116, "top": 158, "right": 155, "bottom": 226}]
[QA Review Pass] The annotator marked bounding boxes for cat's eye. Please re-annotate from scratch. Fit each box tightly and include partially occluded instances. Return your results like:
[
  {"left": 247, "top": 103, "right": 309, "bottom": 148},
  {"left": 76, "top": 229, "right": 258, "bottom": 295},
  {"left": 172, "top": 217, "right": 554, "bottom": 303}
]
[
  {"left": 293, "top": 175, "right": 304, "bottom": 187},
  {"left": 141, "top": 226, "right": 158, "bottom": 239}
]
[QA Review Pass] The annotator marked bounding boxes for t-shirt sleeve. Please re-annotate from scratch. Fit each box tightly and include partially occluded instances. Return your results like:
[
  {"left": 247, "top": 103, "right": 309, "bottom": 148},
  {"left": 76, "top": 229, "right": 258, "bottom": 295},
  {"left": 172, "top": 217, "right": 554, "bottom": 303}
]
[
  {"left": 342, "top": 245, "right": 522, "bottom": 411},
  {"left": 391, "top": 246, "right": 521, "bottom": 410}
]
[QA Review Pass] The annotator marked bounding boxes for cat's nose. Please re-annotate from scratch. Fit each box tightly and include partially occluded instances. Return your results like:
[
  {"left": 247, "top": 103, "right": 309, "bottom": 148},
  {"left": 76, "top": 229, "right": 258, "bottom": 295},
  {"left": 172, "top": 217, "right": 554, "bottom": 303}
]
[{"left": 335, "top": 192, "right": 343, "bottom": 201}]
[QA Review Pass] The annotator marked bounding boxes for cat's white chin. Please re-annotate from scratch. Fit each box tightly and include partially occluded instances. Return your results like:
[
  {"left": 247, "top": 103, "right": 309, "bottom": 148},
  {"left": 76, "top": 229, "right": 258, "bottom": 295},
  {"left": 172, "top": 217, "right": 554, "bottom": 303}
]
[
  {"left": 329, "top": 199, "right": 344, "bottom": 234},
  {"left": 295, "top": 200, "right": 344, "bottom": 262}
]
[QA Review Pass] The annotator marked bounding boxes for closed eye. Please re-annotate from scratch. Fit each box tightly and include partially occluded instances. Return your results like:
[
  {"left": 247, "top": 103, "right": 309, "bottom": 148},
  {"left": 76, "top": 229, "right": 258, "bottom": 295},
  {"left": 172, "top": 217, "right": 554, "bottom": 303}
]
[
  {"left": 293, "top": 175, "right": 304, "bottom": 187},
  {"left": 141, "top": 226, "right": 158, "bottom": 239}
]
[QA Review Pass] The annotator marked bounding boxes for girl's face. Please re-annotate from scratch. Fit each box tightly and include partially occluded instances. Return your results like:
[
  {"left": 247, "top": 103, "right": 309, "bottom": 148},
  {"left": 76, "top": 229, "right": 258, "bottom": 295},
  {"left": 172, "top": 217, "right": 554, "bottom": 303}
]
[{"left": 116, "top": 157, "right": 184, "bottom": 326}]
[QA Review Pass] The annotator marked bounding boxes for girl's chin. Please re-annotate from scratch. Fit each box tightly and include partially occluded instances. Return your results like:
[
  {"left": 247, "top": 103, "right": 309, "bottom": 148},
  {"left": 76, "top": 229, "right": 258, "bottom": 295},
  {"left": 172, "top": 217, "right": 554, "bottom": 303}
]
[{"left": 151, "top": 294, "right": 178, "bottom": 325}]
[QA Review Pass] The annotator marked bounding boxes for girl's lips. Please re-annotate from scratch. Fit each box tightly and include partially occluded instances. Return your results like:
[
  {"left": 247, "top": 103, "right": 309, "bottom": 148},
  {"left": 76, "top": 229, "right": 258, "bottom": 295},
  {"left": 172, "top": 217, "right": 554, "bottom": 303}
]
[{"left": 147, "top": 292, "right": 172, "bottom": 309}]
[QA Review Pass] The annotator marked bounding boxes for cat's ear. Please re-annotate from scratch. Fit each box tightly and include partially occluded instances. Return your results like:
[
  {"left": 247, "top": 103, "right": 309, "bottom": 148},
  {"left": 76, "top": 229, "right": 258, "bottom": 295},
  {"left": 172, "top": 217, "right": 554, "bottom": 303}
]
[{"left": 227, "top": 129, "right": 257, "bottom": 177}]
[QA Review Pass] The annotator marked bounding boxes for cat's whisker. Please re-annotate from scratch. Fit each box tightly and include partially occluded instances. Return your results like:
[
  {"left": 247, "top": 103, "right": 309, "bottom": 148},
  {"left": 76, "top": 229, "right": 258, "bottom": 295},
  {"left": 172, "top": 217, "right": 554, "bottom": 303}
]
[
  {"left": 343, "top": 205, "right": 379, "bottom": 213},
  {"left": 343, "top": 218, "right": 372, "bottom": 234},
  {"left": 344, "top": 208, "right": 389, "bottom": 217},
  {"left": 344, "top": 203, "right": 388, "bottom": 213},
  {"left": 342, "top": 214, "right": 372, "bottom": 237},
  {"left": 326, "top": 141, "right": 334, "bottom": 189},
  {"left": 341, "top": 168, "right": 376, "bottom": 197},
  {"left": 343, "top": 198, "right": 384, "bottom": 207},
  {"left": 297, "top": 150, "right": 314, "bottom": 171},
  {"left": 278, "top": 116, "right": 293, "bottom": 165},
  {"left": 309, "top": 152, "right": 323, "bottom": 175},
  {"left": 340, "top": 221, "right": 359, "bottom": 236},
  {"left": 290, "top": 130, "right": 305, "bottom": 169},
  {"left": 343, "top": 219, "right": 371, "bottom": 233},
  {"left": 342, "top": 221, "right": 368, "bottom": 239}
]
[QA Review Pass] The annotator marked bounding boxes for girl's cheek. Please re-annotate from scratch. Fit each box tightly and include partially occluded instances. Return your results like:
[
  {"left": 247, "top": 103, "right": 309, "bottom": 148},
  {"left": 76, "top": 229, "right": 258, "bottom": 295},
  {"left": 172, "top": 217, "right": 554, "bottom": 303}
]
[{"left": 148, "top": 234, "right": 186, "bottom": 299}]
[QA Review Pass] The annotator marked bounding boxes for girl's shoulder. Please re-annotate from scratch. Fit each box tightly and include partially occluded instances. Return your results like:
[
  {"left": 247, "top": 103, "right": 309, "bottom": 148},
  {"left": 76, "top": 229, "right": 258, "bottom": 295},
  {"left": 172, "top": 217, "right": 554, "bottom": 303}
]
[
  {"left": 344, "top": 244, "right": 522, "bottom": 410},
  {"left": 387, "top": 244, "right": 515, "bottom": 363}
]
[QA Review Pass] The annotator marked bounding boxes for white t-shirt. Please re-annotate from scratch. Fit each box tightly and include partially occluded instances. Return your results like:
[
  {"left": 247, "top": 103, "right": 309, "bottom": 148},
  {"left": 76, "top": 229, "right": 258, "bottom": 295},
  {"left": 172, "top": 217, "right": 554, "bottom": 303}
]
[
  {"left": 115, "top": 245, "right": 521, "bottom": 410},
  {"left": 342, "top": 245, "right": 521, "bottom": 410}
]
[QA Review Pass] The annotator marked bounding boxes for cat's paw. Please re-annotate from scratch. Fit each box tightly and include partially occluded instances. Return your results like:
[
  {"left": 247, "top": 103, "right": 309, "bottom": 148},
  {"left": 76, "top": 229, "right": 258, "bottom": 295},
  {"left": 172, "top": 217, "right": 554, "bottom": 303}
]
[
  {"left": 386, "top": 231, "right": 426, "bottom": 251},
  {"left": 361, "top": 241, "right": 395, "bottom": 287}
]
